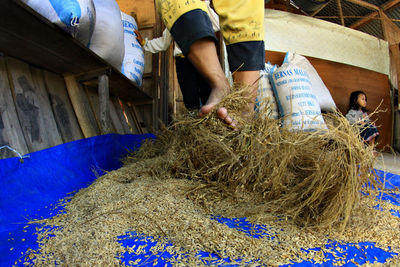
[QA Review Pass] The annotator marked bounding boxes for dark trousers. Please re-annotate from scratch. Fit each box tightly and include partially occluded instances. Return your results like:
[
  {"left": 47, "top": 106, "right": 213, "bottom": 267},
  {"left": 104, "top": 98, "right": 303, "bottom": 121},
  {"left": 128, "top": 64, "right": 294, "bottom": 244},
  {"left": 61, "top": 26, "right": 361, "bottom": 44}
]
[{"left": 175, "top": 56, "right": 211, "bottom": 110}]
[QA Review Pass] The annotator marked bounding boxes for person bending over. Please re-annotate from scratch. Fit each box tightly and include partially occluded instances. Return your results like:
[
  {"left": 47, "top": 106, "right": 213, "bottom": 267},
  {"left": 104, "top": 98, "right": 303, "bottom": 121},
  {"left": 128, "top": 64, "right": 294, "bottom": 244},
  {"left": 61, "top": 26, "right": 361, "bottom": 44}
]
[
  {"left": 154, "top": 0, "right": 265, "bottom": 128},
  {"left": 136, "top": 0, "right": 220, "bottom": 110}
]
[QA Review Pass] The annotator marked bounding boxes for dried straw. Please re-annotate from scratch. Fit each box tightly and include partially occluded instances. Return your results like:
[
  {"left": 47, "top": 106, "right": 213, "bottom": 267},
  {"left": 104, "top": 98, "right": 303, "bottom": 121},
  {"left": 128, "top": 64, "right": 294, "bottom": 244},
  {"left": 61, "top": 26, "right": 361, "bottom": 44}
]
[
  {"left": 21, "top": 84, "right": 400, "bottom": 266},
  {"left": 126, "top": 84, "right": 379, "bottom": 231}
]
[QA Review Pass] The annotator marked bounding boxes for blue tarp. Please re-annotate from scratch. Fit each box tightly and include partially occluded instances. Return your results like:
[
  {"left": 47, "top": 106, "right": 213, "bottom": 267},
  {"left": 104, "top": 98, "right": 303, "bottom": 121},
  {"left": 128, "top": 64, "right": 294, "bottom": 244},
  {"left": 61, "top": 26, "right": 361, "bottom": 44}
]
[{"left": 0, "top": 134, "right": 399, "bottom": 266}]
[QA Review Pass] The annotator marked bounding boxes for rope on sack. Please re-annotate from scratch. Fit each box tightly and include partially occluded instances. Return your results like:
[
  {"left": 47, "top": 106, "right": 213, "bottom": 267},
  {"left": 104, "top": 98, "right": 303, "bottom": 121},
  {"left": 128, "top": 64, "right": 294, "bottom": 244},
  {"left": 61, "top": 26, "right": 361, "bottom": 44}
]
[
  {"left": 0, "top": 145, "right": 30, "bottom": 163},
  {"left": 70, "top": 16, "right": 79, "bottom": 26}
]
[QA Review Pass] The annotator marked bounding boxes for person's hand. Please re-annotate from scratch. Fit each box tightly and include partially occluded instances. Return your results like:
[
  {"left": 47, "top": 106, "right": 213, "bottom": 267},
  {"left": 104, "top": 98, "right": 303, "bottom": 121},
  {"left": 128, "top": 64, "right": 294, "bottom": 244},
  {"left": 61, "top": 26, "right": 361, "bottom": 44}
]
[{"left": 134, "top": 29, "right": 144, "bottom": 45}]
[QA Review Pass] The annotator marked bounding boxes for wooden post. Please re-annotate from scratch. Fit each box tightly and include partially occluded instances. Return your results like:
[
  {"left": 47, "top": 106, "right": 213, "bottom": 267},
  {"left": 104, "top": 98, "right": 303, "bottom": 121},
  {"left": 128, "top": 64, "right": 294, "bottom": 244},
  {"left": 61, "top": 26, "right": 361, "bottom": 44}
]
[
  {"left": 380, "top": 11, "right": 400, "bottom": 107},
  {"left": 98, "top": 74, "right": 111, "bottom": 134},
  {"left": 64, "top": 75, "right": 99, "bottom": 138}
]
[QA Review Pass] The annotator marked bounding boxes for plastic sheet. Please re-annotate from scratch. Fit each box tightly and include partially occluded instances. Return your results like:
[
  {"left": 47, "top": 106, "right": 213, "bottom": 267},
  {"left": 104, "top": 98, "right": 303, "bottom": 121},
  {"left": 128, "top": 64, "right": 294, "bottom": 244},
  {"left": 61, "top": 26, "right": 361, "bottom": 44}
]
[{"left": 0, "top": 134, "right": 399, "bottom": 266}]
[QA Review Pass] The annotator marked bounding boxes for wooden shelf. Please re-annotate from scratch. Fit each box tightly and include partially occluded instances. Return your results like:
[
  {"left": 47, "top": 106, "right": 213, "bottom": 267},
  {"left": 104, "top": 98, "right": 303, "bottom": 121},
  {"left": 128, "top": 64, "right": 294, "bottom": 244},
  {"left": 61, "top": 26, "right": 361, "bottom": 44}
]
[{"left": 0, "top": 0, "right": 152, "bottom": 104}]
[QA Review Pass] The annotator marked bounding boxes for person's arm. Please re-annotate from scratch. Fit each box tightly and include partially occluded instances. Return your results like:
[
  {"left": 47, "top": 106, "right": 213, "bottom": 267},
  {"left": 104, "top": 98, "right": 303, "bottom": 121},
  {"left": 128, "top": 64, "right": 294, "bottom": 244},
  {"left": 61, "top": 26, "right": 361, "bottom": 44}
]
[{"left": 135, "top": 28, "right": 173, "bottom": 53}]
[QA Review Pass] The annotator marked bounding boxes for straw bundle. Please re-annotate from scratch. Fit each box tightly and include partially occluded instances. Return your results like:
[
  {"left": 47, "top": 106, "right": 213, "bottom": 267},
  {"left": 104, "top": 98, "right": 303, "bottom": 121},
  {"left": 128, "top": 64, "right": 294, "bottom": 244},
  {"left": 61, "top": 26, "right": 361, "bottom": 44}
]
[{"left": 125, "top": 85, "right": 379, "bottom": 231}]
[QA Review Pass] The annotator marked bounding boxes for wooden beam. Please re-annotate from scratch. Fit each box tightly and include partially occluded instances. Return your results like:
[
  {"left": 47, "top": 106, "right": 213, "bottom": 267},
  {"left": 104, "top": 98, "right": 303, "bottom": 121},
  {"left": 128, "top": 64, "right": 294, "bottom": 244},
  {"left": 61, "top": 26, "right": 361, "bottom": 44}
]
[
  {"left": 265, "top": 3, "right": 288, "bottom": 11},
  {"left": 75, "top": 67, "right": 111, "bottom": 83},
  {"left": 382, "top": 0, "right": 400, "bottom": 10},
  {"left": 380, "top": 10, "right": 400, "bottom": 45},
  {"left": 350, "top": 12, "right": 378, "bottom": 29},
  {"left": 344, "top": 0, "right": 379, "bottom": 11},
  {"left": 337, "top": 0, "right": 345, "bottom": 26},
  {"left": 311, "top": 2, "right": 330, "bottom": 17},
  {"left": 285, "top": 0, "right": 291, "bottom": 13},
  {"left": 317, "top": 15, "right": 400, "bottom": 23},
  {"left": 350, "top": 0, "right": 400, "bottom": 29}
]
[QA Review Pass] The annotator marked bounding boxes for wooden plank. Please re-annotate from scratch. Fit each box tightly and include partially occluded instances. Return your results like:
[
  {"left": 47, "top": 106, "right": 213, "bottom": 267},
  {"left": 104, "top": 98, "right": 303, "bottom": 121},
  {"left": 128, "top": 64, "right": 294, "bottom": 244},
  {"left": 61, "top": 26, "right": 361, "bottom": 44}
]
[
  {"left": 121, "top": 100, "right": 141, "bottom": 134},
  {"left": 0, "top": 56, "right": 29, "bottom": 159},
  {"left": 132, "top": 105, "right": 146, "bottom": 134},
  {"left": 6, "top": 57, "right": 62, "bottom": 152},
  {"left": 30, "top": 66, "right": 63, "bottom": 145},
  {"left": 140, "top": 27, "right": 155, "bottom": 75},
  {"left": 43, "top": 70, "right": 84, "bottom": 142},
  {"left": 112, "top": 98, "right": 132, "bottom": 134},
  {"left": 64, "top": 75, "right": 100, "bottom": 138},
  {"left": 344, "top": 0, "right": 379, "bottom": 10},
  {"left": 142, "top": 72, "right": 154, "bottom": 97},
  {"left": 85, "top": 84, "right": 121, "bottom": 135},
  {"left": 84, "top": 86, "right": 102, "bottom": 132},
  {"left": 109, "top": 98, "right": 125, "bottom": 134},
  {"left": 116, "top": 0, "right": 156, "bottom": 26},
  {"left": 265, "top": 50, "right": 392, "bottom": 149},
  {"left": 98, "top": 74, "right": 111, "bottom": 134},
  {"left": 141, "top": 104, "right": 153, "bottom": 133},
  {"left": 131, "top": 104, "right": 148, "bottom": 134}
]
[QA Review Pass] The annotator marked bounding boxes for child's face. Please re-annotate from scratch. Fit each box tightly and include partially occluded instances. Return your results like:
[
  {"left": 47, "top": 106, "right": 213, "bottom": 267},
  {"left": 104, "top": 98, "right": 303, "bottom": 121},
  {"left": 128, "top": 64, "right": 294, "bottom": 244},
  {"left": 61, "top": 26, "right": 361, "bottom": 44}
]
[{"left": 356, "top": 94, "right": 367, "bottom": 109}]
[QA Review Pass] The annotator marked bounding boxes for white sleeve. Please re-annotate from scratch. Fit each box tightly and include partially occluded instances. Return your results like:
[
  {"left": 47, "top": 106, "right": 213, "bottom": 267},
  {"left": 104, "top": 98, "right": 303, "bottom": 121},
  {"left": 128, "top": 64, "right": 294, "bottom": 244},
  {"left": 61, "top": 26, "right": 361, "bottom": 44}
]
[
  {"left": 143, "top": 28, "right": 173, "bottom": 53},
  {"left": 206, "top": 1, "right": 220, "bottom": 32},
  {"left": 345, "top": 110, "right": 360, "bottom": 124}
]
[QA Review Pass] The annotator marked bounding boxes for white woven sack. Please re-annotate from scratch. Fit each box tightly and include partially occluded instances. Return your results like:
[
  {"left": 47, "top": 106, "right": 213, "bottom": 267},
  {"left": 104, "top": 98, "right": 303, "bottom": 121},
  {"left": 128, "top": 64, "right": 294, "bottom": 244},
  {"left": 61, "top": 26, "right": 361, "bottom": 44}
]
[
  {"left": 22, "top": 0, "right": 95, "bottom": 46},
  {"left": 120, "top": 12, "right": 144, "bottom": 88},
  {"left": 89, "top": 0, "right": 124, "bottom": 70},
  {"left": 284, "top": 52, "right": 336, "bottom": 112},
  {"left": 269, "top": 62, "right": 327, "bottom": 132},
  {"left": 255, "top": 63, "right": 279, "bottom": 120}
]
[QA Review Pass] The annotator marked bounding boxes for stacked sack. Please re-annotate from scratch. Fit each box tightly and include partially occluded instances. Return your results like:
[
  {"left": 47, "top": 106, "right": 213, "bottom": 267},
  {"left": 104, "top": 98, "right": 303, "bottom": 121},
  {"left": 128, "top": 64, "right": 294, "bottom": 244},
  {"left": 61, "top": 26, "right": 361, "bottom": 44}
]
[
  {"left": 283, "top": 52, "right": 336, "bottom": 112},
  {"left": 257, "top": 52, "right": 336, "bottom": 132},
  {"left": 120, "top": 12, "right": 144, "bottom": 88},
  {"left": 268, "top": 52, "right": 330, "bottom": 131},
  {"left": 255, "top": 62, "right": 279, "bottom": 120},
  {"left": 88, "top": 0, "right": 124, "bottom": 71},
  {"left": 22, "top": 0, "right": 95, "bottom": 46}
]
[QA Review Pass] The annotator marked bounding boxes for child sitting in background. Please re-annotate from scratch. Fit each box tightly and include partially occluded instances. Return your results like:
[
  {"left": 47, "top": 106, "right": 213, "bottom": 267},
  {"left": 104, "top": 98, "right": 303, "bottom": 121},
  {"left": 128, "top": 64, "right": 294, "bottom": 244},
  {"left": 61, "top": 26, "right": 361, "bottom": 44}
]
[{"left": 345, "top": 90, "right": 380, "bottom": 147}]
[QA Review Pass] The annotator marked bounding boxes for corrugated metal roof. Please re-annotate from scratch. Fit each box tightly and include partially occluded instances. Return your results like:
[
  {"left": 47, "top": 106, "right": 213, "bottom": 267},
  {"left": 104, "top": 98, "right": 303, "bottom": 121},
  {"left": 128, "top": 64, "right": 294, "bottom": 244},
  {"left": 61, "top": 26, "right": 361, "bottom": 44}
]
[{"left": 294, "top": 0, "right": 400, "bottom": 40}]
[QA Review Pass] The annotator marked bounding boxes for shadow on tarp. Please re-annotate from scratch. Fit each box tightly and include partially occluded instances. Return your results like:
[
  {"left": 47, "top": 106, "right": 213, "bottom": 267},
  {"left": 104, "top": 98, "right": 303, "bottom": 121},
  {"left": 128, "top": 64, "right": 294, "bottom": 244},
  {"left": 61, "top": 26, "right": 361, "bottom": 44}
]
[{"left": 0, "top": 134, "right": 399, "bottom": 266}]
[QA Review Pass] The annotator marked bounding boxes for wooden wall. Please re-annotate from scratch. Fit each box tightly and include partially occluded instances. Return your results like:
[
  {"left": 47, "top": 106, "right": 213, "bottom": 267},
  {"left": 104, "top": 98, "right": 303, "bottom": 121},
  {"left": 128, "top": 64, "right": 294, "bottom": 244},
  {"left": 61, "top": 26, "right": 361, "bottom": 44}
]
[
  {"left": 0, "top": 55, "right": 147, "bottom": 159},
  {"left": 266, "top": 51, "right": 393, "bottom": 149},
  {"left": 116, "top": 0, "right": 156, "bottom": 26}
]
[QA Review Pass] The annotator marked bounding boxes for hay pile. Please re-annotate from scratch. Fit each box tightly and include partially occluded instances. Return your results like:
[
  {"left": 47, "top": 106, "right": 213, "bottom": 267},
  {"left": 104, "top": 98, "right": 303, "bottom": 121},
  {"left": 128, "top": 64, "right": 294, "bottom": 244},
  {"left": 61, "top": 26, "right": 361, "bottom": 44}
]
[
  {"left": 126, "top": 87, "right": 378, "bottom": 231},
  {"left": 22, "top": 86, "right": 400, "bottom": 266}
]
